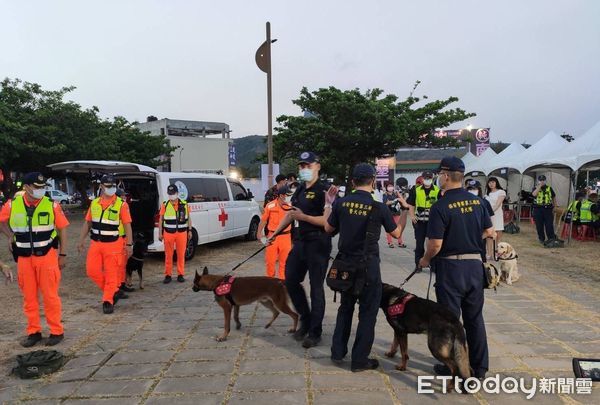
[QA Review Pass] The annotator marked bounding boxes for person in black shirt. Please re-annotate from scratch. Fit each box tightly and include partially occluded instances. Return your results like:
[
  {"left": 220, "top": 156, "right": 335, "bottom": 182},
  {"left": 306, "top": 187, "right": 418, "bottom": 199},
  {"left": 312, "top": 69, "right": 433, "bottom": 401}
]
[
  {"left": 263, "top": 174, "right": 288, "bottom": 207},
  {"left": 419, "top": 156, "right": 494, "bottom": 380},
  {"left": 268, "top": 151, "right": 337, "bottom": 348},
  {"left": 325, "top": 163, "right": 400, "bottom": 372}
]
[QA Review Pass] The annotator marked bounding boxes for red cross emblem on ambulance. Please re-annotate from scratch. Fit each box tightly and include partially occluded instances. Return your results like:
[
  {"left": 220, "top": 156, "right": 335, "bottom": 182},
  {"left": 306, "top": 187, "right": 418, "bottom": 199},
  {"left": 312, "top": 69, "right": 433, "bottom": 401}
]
[{"left": 218, "top": 207, "right": 229, "bottom": 227}]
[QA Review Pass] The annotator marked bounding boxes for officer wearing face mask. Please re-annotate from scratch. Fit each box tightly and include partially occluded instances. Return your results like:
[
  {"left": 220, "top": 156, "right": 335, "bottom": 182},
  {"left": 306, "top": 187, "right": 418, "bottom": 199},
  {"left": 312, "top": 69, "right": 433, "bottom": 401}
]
[
  {"left": 406, "top": 170, "right": 440, "bottom": 271},
  {"left": 268, "top": 151, "right": 337, "bottom": 348},
  {"left": 257, "top": 185, "right": 293, "bottom": 280},
  {"left": 0, "top": 172, "right": 70, "bottom": 347},
  {"left": 77, "top": 175, "right": 134, "bottom": 314},
  {"left": 158, "top": 184, "right": 192, "bottom": 284}
]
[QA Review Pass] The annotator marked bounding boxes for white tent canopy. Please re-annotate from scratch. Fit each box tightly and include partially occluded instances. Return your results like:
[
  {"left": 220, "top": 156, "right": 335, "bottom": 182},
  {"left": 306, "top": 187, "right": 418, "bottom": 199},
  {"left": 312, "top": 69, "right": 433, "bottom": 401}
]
[
  {"left": 485, "top": 143, "right": 527, "bottom": 174},
  {"left": 539, "top": 122, "right": 600, "bottom": 170},
  {"left": 465, "top": 147, "right": 497, "bottom": 175},
  {"left": 572, "top": 121, "right": 600, "bottom": 169},
  {"left": 498, "top": 131, "right": 568, "bottom": 173},
  {"left": 461, "top": 151, "right": 477, "bottom": 168}
]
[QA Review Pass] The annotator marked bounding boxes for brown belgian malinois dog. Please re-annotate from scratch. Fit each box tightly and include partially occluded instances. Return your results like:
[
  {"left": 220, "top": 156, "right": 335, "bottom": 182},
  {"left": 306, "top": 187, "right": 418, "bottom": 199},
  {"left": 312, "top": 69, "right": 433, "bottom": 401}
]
[
  {"left": 380, "top": 283, "right": 471, "bottom": 391},
  {"left": 193, "top": 267, "right": 298, "bottom": 341}
]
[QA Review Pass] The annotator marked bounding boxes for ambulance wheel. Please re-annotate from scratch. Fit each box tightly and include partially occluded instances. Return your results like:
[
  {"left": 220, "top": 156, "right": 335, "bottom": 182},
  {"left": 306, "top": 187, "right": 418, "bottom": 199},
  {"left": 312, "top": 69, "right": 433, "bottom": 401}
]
[
  {"left": 245, "top": 217, "right": 259, "bottom": 241},
  {"left": 185, "top": 230, "right": 198, "bottom": 260}
]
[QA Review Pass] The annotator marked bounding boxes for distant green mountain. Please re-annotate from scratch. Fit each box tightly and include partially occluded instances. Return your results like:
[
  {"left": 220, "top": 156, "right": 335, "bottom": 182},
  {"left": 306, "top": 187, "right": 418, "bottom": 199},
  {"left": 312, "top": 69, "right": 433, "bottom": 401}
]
[{"left": 233, "top": 135, "right": 267, "bottom": 178}]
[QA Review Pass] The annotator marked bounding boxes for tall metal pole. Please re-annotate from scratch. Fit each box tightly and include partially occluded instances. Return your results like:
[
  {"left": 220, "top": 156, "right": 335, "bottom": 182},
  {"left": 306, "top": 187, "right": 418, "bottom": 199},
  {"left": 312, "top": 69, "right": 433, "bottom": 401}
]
[{"left": 266, "top": 22, "right": 273, "bottom": 188}]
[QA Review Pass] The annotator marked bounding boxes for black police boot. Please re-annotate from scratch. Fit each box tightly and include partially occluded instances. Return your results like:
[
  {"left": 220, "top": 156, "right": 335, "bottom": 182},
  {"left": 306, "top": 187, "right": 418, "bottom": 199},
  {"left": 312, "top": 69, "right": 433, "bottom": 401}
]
[
  {"left": 163, "top": 275, "right": 172, "bottom": 284},
  {"left": 351, "top": 358, "right": 379, "bottom": 372},
  {"left": 120, "top": 283, "right": 135, "bottom": 293},
  {"left": 113, "top": 290, "right": 128, "bottom": 304},
  {"left": 46, "top": 334, "right": 64, "bottom": 346},
  {"left": 293, "top": 322, "right": 309, "bottom": 341},
  {"left": 103, "top": 301, "right": 114, "bottom": 314},
  {"left": 433, "top": 363, "right": 451, "bottom": 376},
  {"left": 21, "top": 332, "right": 42, "bottom": 348},
  {"left": 302, "top": 335, "right": 321, "bottom": 348},
  {"left": 177, "top": 275, "right": 185, "bottom": 283}
]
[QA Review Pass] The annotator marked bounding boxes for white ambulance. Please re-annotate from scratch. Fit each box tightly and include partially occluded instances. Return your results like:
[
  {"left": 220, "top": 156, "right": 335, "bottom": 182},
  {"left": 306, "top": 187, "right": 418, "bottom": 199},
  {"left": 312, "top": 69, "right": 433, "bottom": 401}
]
[{"left": 48, "top": 161, "right": 261, "bottom": 260}]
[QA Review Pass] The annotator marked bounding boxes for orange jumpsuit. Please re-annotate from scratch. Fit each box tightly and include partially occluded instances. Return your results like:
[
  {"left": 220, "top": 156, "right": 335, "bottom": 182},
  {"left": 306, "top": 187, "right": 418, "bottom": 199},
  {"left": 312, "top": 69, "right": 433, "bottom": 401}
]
[
  {"left": 0, "top": 197, "right": 69, "bottom": 336},
  {"left": 84, "top": 196, "right": 132, "bottom": 304},
  {"left": 160, "top": 201, "right": 190, "bottom": 277},
  {"left": 261, "top": 200, "right": 292, "bottom": 280}
]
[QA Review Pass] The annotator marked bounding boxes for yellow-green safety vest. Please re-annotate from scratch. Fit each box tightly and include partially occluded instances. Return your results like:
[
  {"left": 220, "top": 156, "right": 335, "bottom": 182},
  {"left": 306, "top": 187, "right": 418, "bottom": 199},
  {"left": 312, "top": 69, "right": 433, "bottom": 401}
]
[
  {"left": 415, "top": 185, "right": 440, "bottom": 221},
  {"left": 162, "top": 200, "right": 189, "bottom": 233},
  {"left": 9, "top": 196, "right": 57, "bottom": 257},
  {"left": 90, "top": 197, "right": 125, "bottom": 242},
  {"left": 535, "top": 186, "right": 553, "bottom": 206},
  {"left": 566, "top": 201, "right": 579, "bottom": 221},
  {"left": 579, "top": 200, "right": 598, "bottom": 223}
]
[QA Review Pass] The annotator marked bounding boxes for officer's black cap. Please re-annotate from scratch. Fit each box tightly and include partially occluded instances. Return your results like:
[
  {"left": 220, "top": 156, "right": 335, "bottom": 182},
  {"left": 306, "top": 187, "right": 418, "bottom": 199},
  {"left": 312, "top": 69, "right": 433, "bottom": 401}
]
[
  {"left": 298, "top": 151, "right": 319, "bottom": 164},
  {"left": 422, "top": 170, "right": 434, "bottom": 179},
  {"left": 352, "top": 163, "right": 376, "bottom": 179},
  {"left": 22, "top": 172, "right": 49, "bottom": 187},
  {"left": 100, "top": 174, "right": 116, "bottom": 186},
  {"left": 538, "top": 175, "right": 546, "bottom": 181},
  {"left": 167, "top": 184, "right": 178, "bottom": 195},
  {"left": 466, "top": 179, "right": 481, "bottom": 188},
  {"left": 438, "top": 156, "right": 465, "bottom": 173}
]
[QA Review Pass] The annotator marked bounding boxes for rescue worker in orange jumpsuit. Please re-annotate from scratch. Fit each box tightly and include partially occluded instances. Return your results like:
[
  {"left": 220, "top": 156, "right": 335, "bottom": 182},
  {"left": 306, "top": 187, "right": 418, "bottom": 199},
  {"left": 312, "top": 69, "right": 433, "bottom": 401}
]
[
  {"left": 0, "top": 172, "right": 69, "bottom": 347},
  {"left": 257, "top": 185, "right": 293, "bottom": 280},
  {"left": 158, "top": 184, "right": 192, "bottom": 283},
  {"left": 77, "top": 175, "right": 133, "bottom": 314}
]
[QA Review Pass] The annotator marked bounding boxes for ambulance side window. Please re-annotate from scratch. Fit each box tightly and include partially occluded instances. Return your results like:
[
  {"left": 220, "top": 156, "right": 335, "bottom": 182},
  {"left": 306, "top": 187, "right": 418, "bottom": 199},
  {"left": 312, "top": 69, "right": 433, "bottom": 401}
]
[
  {"left": 228, "top": 180, "right": 247, "bottom": 201},
  {"left": 170, "top": 178, "right": 230, "bottom": 203}
]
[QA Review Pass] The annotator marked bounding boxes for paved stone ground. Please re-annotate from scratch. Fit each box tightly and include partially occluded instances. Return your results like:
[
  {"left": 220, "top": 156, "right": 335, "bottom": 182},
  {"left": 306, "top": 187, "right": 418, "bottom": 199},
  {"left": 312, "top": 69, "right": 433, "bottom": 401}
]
[{"left": 0, "top": 227, "right": 599, "bottom": 404}]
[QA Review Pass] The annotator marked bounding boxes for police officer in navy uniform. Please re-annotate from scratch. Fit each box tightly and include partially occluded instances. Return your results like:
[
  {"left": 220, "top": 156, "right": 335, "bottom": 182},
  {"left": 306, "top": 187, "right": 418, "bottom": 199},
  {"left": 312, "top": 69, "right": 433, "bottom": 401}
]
[
  {"left": 418, "top": 156, "right": 494, "bottom": 379},
  {"left": 325, "top": 163, "right": 402, "bottom": 372},
  {"left": 268, "top": 152, "right": 337, "bottom": 348},
  {"left": 531, "top": 175, "right": 557, "bottom": 244}
]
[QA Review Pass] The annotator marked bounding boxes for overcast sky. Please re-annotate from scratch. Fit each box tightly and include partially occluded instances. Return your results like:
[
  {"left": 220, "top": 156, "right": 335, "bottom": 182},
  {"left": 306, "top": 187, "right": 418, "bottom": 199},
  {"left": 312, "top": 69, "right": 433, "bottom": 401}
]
[{"left": 2, "top": 0, "right": 599, "bottom": 144}]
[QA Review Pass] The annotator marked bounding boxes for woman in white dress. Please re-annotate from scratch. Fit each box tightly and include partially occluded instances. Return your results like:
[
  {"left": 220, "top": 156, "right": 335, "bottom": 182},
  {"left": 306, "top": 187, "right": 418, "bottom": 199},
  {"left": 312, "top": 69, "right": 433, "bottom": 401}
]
[{"left": 485, "top": 177, "right": 507, "bottom": 245}]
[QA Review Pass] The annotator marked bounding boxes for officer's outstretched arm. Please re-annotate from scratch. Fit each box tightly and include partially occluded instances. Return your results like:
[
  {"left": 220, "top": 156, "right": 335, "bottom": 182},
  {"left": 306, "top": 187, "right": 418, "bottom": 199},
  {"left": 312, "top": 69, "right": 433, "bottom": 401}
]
[{"left": 389, "top": 225, "right": 402, "bottom": 239}]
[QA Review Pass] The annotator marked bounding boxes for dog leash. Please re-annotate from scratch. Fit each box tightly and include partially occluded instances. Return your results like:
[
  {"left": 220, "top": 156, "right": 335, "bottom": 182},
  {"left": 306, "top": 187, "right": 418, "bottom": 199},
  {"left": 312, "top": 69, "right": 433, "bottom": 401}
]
[{"left": 225, "top": 245, "right": 267, "bottom": 275}]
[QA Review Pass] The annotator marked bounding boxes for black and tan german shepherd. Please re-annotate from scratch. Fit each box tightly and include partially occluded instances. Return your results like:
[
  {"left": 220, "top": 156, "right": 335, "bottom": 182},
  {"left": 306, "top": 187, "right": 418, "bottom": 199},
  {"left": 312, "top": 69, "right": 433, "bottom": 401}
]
[
  {"left": 193, "top": 267, "right": 298, "bottom": 342},
  {"left": 380, "top": 283, "right": 471, "bottom": 389}
]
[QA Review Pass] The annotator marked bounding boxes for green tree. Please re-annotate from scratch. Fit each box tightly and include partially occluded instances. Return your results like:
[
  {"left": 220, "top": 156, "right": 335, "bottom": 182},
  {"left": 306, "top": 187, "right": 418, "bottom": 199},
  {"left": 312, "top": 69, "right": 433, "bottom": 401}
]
[
  {"left": 274, "top": 84, "right": 475, "bottom": 182},
  {"left": 0, "top": 78, "right": 174, "bottom": 194}
]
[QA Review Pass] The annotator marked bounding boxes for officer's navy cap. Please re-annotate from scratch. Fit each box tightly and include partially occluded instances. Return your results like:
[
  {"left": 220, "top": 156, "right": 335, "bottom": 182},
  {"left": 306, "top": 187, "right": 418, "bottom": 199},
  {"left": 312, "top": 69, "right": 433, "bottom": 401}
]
[
  {"left": 422, "top": 170, "right": 434, "bottom": 179},
  {"left": 438, "top": 156, "right": 465, "bottom": 173},
  {"left": 352, "top": 163, "right": 376, "bottom": 179},
  {"left": 538, "top": 175, "right": 546, "bottom": 181},
  {"left": 167, "top": 184, "right": 179, "bottom": 195},
  {"left": 23, "top": 172, "right": 49, "bottom": 187},
  {"left": 100, "top": 174, "right": 116, "bottom": 186},
  {"left": 298, "top": 151, "right": 319, "bottom": 164},
  {"left": 466, "top": 179, "right": 481, "bottom": 188}
]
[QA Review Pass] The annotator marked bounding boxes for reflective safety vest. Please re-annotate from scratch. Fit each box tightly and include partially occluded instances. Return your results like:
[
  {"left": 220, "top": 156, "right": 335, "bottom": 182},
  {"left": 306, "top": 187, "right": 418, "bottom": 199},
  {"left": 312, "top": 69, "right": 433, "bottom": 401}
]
[
  {"left": 535, "top": 186, "right": 553, "bottom": 206},
  {"left": 579, "top": 200, "right": 594, "bottom": 223},
  {"left": 9, "top": 196, "right": 57, "bottom": 257},
  {"left": 415, "top": 185, "right": 440, "bottom": 221},
  {"left": 162, "top": 200, "right": 189, "bottom": 233},
  {"left": 90, "top": 197, "right": 124, "bottom": 242},
  {"left": 565, "top": 201, "right": 580, "bottom": 222}
]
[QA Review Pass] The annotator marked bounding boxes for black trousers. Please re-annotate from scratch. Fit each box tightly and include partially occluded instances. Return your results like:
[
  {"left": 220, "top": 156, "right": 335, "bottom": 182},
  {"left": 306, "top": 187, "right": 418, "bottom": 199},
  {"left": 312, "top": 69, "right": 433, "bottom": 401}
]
[
  {"left": 331, "top": 256, "right": 381, "bottom": 366},
  {"left": 413, "top": 221, "right": 428, "bottom": 266},
  {"left": 285, "top": 236, "right": 332, "bottom": 338},
  {"left": 533, "top": 206, "right": 556, "bottom": 242},
  {"left": 434, "top": 258, "right": 489, "bottom": 378}
]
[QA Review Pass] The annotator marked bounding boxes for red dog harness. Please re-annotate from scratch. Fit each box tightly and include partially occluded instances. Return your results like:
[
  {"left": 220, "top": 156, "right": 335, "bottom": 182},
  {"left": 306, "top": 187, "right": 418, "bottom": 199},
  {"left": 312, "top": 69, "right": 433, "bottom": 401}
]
[
  {"left": 214, "top": 275, "right": 236, "bottom": 305},
  {"left": 387, "top": 293, "right": 415, "bottom": 317}
]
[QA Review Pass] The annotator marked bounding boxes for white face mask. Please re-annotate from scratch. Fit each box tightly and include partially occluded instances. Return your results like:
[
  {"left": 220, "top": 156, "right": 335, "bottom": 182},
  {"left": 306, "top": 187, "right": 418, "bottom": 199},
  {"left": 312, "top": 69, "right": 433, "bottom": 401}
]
[
  {"left": 284, "top": 196, "right": 292, "bottom": 204},
  {"left": 104, "top": 187, "right": 117, "bottom": 197},
  {"left": 299, "top": 168, "right": 314, "bottom": 182},
  {"left": 168, "top": 194, "right": 178, "bottom": 201},
  {"left": 31, "top": 188, "right": 46, "bottom": 200},
  {"left": 468, "top": 189, "right": 479, "bottom": 196},
  {"left": 338, "top": 192, "right": 345, "bottom": 198},
  {"left": 386, "top": 186, "right": 394, "bottom": 192},
  {"left": 423, "top": 179, "right": 433, "bottom": 187},
  {"left": 289, "top": 188, "right": 297, "bottom": 195}
]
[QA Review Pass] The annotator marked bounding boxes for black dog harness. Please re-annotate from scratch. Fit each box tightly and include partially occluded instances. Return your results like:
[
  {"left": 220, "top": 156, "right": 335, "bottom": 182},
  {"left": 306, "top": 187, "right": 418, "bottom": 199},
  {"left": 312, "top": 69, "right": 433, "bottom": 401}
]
[
  {"left": 214, "top": 275, "right": 237, "bottom": 306},
  {"left": 387, "top": 292, "right": 415, "bottom": 317},
  {"left": 497, "top": 254, "right": 518, "bottom": 261}
]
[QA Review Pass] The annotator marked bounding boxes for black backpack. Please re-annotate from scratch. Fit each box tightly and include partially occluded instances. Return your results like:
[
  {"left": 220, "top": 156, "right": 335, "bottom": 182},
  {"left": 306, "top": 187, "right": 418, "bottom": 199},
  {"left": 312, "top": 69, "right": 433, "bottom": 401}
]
[{"left": 12, "top": 350, "right": 66, "bottom": 379}]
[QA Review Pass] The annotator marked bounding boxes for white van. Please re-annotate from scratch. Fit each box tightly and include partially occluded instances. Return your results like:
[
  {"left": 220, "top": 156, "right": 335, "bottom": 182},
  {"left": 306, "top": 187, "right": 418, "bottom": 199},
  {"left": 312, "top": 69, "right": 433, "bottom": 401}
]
[{"left": 48, "top": 161, "right": 262, "bottom": 260}]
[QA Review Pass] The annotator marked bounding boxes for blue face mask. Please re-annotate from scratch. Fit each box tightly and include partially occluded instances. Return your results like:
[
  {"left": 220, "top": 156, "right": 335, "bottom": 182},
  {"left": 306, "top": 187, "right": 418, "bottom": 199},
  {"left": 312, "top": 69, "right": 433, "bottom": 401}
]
[{"left": 299, "top": 168, "right": 314, "bottom": 182}]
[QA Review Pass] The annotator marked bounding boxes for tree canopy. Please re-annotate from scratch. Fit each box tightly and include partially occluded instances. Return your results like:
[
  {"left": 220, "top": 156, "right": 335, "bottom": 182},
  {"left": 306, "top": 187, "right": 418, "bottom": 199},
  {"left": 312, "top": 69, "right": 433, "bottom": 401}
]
[
  {"left": 274, "top": 84, "right": 475, "bottom": 181},
  {"left": 0, "top": 78, "right": 174, "bottom": 180}
]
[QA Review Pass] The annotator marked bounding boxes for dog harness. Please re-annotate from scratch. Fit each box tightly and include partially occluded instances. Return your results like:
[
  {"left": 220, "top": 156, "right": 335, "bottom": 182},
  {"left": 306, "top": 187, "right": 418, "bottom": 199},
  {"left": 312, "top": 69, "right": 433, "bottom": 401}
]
[
  {"left": 497, "top": 254, "right": 518, "bottom": 261},
  {"left": 214, "top": 275, "right": 236, "bottom": 306},
  {"left": 387, "top": 293, "right": 415, "bottom": 317}
]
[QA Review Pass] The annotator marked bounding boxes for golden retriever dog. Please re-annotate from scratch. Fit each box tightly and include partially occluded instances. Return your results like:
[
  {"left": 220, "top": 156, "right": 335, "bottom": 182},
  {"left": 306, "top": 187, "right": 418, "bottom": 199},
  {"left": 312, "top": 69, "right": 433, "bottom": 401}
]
[{"left": 496, "top": 242, "right": 520, "bottom": 285}]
